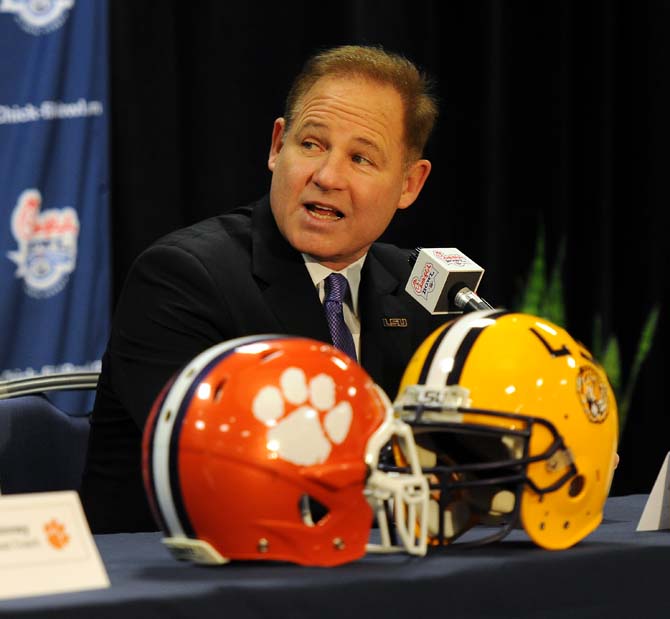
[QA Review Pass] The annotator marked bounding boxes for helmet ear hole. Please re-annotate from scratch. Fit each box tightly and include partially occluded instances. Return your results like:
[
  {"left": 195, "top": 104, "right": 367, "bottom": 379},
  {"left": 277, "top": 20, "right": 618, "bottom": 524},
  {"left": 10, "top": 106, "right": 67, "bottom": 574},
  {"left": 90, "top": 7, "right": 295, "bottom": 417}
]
[
  {"left": 568, "top": 474, "right": 586, "bottom": 497},
  {"left": 299, "top": 494, "right": 329, "bottom": 526}
]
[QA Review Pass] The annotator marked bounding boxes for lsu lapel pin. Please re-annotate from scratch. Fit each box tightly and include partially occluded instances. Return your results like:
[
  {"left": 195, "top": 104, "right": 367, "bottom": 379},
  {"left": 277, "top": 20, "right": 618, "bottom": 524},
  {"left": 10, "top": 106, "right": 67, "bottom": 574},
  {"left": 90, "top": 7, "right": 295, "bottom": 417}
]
[{"left": 382, "top": 317, "right": 408, "bottom": 328}]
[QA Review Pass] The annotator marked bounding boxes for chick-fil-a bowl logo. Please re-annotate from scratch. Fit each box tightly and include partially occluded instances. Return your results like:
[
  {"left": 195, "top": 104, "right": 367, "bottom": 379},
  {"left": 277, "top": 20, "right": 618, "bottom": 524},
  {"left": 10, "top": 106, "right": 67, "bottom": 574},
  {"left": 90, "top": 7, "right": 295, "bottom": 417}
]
[
  {"left": 6, "top": 189, "right": 79, "bottom": 298},
  {"left": 433, "top": 250, "right": 470, "bottom": 267},
  {"left": 411, "top": 262, "right": 438, "bottom": 298}
]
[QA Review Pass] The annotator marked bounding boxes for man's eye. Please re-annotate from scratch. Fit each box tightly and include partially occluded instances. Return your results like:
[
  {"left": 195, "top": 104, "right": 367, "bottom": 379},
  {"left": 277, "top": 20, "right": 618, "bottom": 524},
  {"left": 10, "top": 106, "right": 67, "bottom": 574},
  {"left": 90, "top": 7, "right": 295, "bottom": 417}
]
[
  {"left": 352, "top": 154, "right": 372, "bottom": 165},
  {"left": 301, "top": 140, "right": 319, "bottom": 150}
]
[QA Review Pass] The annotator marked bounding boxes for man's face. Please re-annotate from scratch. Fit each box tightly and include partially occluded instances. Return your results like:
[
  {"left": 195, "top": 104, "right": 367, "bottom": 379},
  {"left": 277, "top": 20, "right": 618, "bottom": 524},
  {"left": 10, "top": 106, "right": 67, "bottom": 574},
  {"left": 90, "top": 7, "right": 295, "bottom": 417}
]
[{"left": 268, "top": 76, "right": 431, "bottom": 270}]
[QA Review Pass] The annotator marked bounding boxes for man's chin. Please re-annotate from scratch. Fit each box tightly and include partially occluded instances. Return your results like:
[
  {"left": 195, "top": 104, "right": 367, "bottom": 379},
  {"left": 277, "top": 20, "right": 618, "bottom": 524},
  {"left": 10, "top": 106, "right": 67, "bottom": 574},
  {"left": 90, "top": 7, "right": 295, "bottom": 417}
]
[
  {"left": 303, "top": 250, "right": 339, "bottom": 264},
  {"left": 288, "top": 233, "right": 368, "bottom": 269},
  {"left": 301, "top": 250, "right": 366, "bottom": 271},
  {"left": 292, "top": 239, "right": 339, "bottom": 263}
]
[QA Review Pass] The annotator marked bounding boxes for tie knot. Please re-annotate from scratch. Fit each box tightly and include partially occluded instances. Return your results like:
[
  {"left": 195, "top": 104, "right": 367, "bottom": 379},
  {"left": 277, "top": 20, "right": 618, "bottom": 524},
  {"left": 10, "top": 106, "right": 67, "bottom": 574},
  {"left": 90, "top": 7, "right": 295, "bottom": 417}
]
[{"left": 324, "top": 273, "right": 349, "bottom": 304}]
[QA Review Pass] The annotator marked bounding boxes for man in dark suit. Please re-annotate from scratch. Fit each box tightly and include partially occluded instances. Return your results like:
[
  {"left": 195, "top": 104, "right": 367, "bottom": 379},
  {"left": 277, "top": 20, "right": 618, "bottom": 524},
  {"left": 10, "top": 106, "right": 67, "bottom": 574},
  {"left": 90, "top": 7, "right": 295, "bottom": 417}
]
[{"left": 80, "top": 44, "right": 446, "bottom": 533}]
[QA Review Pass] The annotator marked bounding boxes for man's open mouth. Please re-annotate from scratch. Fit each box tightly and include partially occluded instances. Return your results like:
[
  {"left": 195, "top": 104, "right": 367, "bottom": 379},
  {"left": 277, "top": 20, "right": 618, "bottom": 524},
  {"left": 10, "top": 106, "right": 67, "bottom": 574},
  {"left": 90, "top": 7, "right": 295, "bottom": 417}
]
[{"left": 305, "top": 203, "right": 344, "bottom": 220}]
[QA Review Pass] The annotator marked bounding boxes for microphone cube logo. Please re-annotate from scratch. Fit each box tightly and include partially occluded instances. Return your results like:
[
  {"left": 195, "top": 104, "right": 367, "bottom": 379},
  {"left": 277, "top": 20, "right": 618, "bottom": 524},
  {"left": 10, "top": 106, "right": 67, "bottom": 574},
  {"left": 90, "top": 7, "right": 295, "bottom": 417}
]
[
  {"left": 432, "top": 250, "right": 471, "bottom": 267},
  {"left": 411, "top": 262, "right": 438, "bottom": 299},
  {"left": 6, "top": 189, "right": 80, "bottom": 298}
]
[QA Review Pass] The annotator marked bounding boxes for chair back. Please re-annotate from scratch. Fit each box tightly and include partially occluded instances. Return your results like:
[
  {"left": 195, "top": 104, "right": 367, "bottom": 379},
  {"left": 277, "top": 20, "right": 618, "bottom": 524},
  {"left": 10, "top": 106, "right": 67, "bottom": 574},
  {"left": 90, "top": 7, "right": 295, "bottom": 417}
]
[{"left": 0, "top": 372, "right": 99, "bottom": 494}]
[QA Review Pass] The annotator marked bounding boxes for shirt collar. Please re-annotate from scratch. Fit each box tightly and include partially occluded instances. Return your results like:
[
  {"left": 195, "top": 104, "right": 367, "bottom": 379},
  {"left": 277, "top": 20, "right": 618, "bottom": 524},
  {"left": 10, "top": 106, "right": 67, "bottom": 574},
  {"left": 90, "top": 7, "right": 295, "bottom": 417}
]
[{"left": 301, "top": 253, "right": 367, "bottom": 315}]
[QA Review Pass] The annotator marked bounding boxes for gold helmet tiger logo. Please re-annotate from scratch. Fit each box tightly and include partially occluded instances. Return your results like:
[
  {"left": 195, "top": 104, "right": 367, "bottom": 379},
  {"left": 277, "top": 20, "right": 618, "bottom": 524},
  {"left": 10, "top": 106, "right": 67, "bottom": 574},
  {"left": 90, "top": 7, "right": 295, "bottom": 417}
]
[{"left": 576, "top": 366, "right": 609, "bottom": 423}]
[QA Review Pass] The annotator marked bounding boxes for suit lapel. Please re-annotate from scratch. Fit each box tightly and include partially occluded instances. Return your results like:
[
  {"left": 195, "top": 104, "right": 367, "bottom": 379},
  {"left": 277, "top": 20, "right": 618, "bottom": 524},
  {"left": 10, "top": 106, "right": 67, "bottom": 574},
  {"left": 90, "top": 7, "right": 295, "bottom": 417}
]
[
  {"left": 359, "top": 250, "right": 415, "bottom": 398},
  {"left": 251, "top": 198, "right": 332, "bottom": 343}
]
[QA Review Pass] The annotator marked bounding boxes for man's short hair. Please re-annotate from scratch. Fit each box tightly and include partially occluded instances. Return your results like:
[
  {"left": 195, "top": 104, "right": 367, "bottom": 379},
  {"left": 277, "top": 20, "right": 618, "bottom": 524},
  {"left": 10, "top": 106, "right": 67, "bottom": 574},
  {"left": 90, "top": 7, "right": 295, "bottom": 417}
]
[{"left": 284, "top": 45, "right": 439, "bottom": 162}]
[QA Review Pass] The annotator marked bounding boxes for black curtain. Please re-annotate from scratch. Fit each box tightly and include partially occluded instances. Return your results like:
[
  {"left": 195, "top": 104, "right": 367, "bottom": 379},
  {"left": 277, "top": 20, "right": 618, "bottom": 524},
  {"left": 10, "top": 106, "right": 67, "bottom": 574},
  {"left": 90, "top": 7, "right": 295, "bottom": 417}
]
[{"left": 109, "top": 0, "right": 668, "bottom": 496}]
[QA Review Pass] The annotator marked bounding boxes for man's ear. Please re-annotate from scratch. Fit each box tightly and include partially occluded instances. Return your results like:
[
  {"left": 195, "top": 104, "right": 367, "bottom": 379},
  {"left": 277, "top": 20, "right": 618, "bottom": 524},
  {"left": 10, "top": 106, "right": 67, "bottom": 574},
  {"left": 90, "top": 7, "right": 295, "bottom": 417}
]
[
  {"left": 268, "top": 118, "right": 286, "bottom": 172},
  {"left": 397, "top": 159, "right": 432, "bottom": 210}
]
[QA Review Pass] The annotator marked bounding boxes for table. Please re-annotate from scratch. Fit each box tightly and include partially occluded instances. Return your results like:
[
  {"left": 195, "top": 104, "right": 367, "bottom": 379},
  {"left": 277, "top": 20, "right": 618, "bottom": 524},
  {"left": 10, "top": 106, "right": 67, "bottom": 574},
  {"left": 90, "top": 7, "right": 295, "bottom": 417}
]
[{"left": 0, "top": 494, "right": 668, "bottom": 618}]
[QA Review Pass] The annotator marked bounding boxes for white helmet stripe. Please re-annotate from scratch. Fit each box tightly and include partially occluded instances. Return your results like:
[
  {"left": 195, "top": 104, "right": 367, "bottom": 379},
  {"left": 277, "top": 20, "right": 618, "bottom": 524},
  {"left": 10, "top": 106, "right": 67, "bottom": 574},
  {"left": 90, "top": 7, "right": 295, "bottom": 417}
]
[
  {"left": 151, "top": 334, "right": 285, "bottom": 538},
  {"left": 424, "top": 310, "right": 502, "bottom": 387}
]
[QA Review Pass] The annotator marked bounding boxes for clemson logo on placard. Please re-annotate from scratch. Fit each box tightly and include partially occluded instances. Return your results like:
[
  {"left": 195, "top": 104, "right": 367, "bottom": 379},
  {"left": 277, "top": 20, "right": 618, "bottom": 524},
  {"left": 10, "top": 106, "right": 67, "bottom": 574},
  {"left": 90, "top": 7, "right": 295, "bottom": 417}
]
[
  {"left": 0, "top": 0, "right": 74, "bottom": 35},
  {"left": 251, "top": 367, "right": 353, "bottom": 466},
  {"left": 44, "top": 518, "right": 70, "bottom": 549},
  {"left": 576, "top": 366, "right": 609, "bottom": 423}
]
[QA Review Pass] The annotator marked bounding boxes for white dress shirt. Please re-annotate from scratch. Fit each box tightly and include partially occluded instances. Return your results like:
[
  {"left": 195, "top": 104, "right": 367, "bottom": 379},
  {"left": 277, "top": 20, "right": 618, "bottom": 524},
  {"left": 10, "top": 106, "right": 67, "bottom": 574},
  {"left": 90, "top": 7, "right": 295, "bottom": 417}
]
[{"left": 302, "top": 253, "right": 366, "bottom": 360}]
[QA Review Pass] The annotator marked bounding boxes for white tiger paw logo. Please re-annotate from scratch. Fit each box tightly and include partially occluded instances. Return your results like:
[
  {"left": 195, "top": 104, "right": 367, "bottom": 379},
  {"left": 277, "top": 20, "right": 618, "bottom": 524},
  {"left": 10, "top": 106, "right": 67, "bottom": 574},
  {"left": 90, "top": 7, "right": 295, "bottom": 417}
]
[{"left": 251, "top": 367, "right": 353, "bottom": 466}]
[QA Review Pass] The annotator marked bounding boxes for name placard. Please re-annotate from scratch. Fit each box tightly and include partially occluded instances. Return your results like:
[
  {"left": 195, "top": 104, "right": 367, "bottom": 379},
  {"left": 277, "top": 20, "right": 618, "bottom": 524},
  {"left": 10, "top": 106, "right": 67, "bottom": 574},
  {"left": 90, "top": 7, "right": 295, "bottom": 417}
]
[
  {"left": 637, "top": 451, "right": 670, "bottom": 531},
  {"left": 0, "top": 491, "right": 110, "bottom": 600}
]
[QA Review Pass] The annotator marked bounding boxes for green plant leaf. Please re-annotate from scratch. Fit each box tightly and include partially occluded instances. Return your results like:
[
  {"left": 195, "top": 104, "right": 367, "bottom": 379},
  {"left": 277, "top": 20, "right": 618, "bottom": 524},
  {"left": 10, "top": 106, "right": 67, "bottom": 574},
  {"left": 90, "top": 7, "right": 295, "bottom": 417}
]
[
  {"left": 601, "top": 334, "right": 621, "bottom": 395},
  {"left": 618, "top": 304, "right": 661, "bottom": 429},
  {"left": 519, "top": 223, "right": 546, "bottom": 315},
  {"left": 542, "top": 236, "right": 566, "bottom": 327}
]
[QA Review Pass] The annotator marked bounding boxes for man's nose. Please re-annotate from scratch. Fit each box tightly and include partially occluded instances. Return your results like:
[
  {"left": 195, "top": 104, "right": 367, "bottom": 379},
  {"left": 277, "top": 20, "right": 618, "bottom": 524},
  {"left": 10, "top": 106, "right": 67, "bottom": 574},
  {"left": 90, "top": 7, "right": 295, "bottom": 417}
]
[{"left": 312, "top": 153, "right": 347, "bottom": 191}]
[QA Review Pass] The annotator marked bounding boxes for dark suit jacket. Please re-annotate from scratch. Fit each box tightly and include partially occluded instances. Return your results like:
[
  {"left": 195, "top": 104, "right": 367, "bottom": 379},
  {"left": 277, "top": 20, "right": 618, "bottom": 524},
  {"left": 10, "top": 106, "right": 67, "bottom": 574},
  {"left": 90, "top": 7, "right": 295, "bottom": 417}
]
[{"left": 80, "top": 195, "right": 446, "bottom": 533}]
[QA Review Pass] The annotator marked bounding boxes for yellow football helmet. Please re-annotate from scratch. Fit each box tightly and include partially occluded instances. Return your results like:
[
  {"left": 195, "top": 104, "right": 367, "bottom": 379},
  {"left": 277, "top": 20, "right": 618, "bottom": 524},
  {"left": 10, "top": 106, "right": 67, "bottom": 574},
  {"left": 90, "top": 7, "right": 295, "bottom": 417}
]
[{"left": 393, "top": 310, "right": 619, "bottom": 550}]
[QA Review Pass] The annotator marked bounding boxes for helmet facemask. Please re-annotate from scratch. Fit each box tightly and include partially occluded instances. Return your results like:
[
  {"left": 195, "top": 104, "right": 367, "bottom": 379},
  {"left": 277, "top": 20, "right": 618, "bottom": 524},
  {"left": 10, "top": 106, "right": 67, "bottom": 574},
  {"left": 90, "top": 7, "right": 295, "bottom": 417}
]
[
  {"left": 391, "top": 383, "right": 579, "bottom": 547},
  {"left": 364, "top": 385, "right": 429, "bottom": 556}
]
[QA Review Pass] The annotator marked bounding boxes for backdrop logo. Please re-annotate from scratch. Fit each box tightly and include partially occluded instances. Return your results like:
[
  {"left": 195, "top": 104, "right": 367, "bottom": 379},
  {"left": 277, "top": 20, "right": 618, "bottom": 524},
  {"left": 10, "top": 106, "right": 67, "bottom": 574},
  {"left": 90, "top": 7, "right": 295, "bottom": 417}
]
[
  {"left": 0, "top": 0, "right": 74, "bottom": 35},
  {"left": 6, "top": 189, "right": 80, "bottom": 298}
]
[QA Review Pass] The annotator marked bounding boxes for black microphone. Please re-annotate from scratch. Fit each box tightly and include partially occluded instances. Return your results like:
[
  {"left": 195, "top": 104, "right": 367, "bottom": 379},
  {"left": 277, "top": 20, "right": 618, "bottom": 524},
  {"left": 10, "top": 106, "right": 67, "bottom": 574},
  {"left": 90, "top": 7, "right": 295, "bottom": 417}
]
[{"left": 406, "top": 247, "right": 494, "bottom": 314}]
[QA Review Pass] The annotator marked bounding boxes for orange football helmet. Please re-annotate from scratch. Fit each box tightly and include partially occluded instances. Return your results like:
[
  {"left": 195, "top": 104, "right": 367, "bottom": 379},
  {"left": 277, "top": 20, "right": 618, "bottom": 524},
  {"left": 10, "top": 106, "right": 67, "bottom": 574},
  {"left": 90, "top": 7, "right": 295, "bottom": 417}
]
[
  {"left": 142, "top": 335, "right": 428, "bottom": 567},
  {"left": 393, "top": 310, "right": 619, "bottom": 550}
]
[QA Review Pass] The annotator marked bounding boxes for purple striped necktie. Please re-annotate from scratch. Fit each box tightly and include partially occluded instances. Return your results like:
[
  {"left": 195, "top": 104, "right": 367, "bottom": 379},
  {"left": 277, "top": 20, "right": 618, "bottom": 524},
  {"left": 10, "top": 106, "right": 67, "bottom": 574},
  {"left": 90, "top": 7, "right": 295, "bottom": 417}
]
[{"left": 323, "top": 273, "right": 357, "bottom": 362}]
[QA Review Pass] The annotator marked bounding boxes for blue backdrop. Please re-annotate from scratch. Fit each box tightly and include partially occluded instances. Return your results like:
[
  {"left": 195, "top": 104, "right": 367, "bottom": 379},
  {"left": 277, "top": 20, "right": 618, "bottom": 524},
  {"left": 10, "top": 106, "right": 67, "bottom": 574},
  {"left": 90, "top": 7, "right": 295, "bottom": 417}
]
[{"left": 0, "top": 0, "right": 109, "bottom": 414}]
